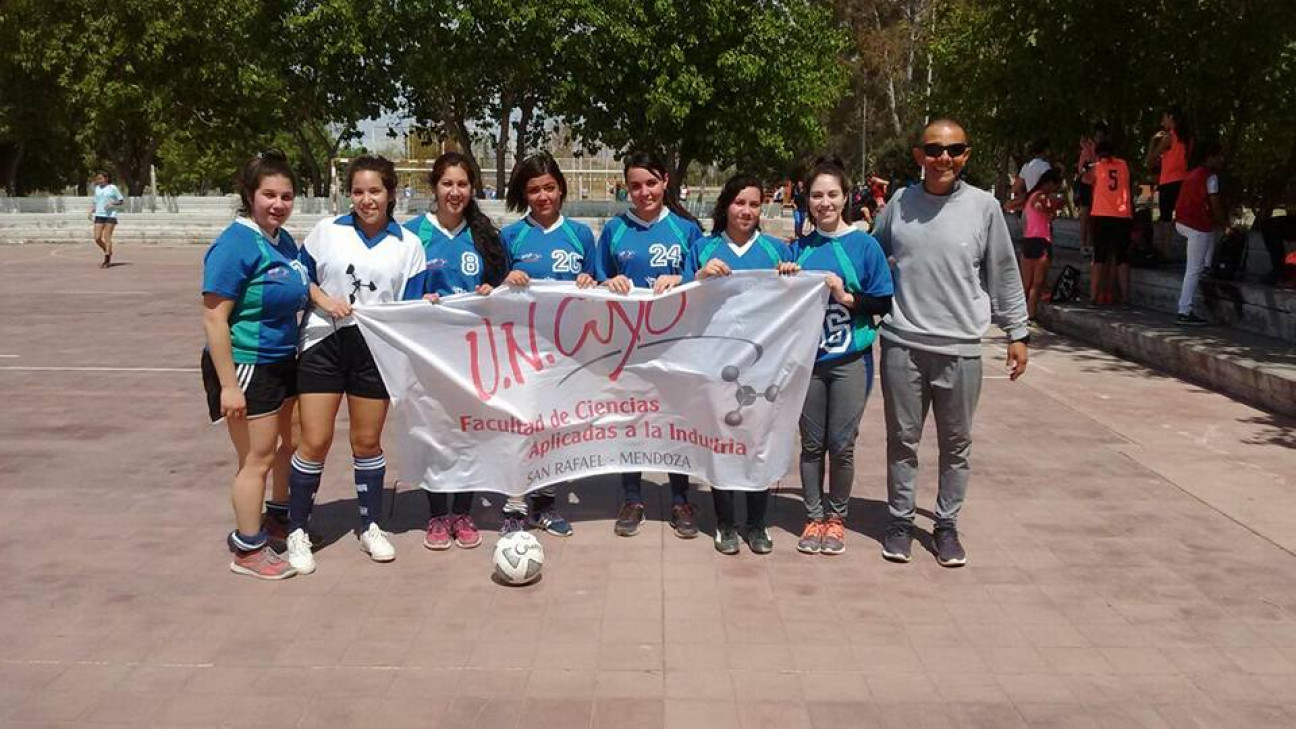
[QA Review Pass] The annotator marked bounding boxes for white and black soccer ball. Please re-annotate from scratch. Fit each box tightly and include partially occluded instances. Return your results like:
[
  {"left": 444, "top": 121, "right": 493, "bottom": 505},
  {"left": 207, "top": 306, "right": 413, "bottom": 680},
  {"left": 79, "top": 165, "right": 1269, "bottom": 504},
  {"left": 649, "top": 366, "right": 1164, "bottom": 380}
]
[{"left": 493, "top": 531, "right": 544, "bottom": 585}]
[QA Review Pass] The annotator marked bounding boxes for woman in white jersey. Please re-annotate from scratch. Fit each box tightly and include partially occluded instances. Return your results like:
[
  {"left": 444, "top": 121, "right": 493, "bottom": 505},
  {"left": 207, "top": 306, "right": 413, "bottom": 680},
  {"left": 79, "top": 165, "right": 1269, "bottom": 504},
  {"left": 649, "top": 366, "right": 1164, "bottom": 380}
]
[{"left": 283, "top": 155, "right": 428, "bottom": 575}]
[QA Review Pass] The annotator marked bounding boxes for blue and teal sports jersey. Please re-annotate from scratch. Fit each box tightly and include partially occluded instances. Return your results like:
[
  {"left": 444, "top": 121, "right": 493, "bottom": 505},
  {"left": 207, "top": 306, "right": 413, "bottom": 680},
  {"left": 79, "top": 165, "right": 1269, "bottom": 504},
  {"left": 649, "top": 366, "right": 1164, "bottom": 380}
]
[
  {"left": 93, "top": 183, "right": 123, "bottom": 218},
  {"left": 793, "top": 228, "right": 894, "bottom": 364},
  {"left": 501, "top": 216, "right": 597, "bottom": 282},
  {"left": 403, "top": 214, "right": 505, "bottom": 297},
  {"left": 684, "top": 231, "right": 793, "bottom": 278},
  {"left": 594, "top": 209, "right": 703, "bottom": 287},
  {"left": 202, "top": 218, "right": 311, "bottom": 364}
]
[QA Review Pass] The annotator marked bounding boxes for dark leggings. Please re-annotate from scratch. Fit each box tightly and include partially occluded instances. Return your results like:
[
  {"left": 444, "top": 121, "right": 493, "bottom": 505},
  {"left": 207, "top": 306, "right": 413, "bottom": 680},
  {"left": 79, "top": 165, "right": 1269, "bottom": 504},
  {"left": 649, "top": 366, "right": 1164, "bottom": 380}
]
[
  {"left": 427, "top": 491, "right": 474, "bottom": 518},
  {"left": 623, "top": 472, "right": 689, "bottom": 506},
  {"left": 712, "top": 489, "right": 770, "bottom": 529}
]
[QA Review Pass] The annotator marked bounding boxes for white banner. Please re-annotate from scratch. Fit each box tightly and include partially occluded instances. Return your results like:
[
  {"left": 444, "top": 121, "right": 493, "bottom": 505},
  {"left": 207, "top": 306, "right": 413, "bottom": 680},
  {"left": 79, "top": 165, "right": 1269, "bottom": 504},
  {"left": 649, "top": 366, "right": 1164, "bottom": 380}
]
[{"left": 352, "top": 272, "right": 828, "bottom": 496}]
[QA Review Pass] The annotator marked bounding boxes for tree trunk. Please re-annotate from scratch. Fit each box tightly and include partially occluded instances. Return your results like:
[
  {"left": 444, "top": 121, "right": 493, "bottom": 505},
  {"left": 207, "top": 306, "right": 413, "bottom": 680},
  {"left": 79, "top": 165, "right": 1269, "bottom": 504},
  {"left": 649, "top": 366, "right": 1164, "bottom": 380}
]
[
  {"left": 495, "top": 94, "right": 512, "bottom": 196},
  {"left": 515, "top": 99, "right": 535, "bottom": 163},
  {"left": 2, "top": 142, "right": 23, "bottom": 195},
  {"left": 672, "top": 153, "right": 692, "bottom": 198},
  {"left": 293, "top": 126, "right": 324, "bottom": 198}
]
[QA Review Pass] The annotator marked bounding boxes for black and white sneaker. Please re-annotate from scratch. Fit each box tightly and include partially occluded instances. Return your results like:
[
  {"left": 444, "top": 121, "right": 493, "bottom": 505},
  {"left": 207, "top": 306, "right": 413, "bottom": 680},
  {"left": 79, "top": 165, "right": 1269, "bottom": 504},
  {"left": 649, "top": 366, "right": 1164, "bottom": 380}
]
[
  {"left": 1177, "top": 312, "right": 1208, "bottom": 326},
  {"left": 881, "top": 520, "right": 913, "bottom": 563},
  {"left": 713, "top": 525, "right": 740, "bottom": 555},
  {"left": 933, "top": 524, "right": 967, "bottom": 568}
]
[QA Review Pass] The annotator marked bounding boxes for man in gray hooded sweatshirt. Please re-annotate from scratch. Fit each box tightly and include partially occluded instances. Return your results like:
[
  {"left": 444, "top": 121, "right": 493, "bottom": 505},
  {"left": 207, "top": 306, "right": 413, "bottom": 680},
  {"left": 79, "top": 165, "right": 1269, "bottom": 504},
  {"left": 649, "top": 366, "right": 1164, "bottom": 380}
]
[{"left": 870, "top": 118, "right": 1030, "bottom": 567}]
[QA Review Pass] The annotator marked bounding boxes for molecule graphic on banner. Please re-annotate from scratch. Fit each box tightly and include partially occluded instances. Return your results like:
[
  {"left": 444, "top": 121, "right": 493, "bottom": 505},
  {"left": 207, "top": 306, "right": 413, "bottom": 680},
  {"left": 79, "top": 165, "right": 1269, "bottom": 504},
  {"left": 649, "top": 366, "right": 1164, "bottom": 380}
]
[{"left": 721, "top": 365, "right": 780, "bottom": 426}]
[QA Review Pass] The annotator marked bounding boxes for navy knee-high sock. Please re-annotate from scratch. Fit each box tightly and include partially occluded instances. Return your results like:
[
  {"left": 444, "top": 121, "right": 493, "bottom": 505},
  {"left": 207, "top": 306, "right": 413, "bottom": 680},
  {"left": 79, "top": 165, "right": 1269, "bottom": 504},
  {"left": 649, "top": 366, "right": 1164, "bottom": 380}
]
[
  {"left": 288, "top": 455, "right": 324, "bottom": 532},
  {"left": 354, "top": 453, "right": 386, "bottom": 528}
]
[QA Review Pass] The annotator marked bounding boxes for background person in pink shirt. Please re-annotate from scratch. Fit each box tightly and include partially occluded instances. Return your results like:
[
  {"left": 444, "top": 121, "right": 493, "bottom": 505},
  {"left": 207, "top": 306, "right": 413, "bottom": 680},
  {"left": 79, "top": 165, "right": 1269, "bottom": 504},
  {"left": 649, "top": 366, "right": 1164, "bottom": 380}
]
[{"left": 1021, "top": 169, "right": 1063, "bottom": 321}]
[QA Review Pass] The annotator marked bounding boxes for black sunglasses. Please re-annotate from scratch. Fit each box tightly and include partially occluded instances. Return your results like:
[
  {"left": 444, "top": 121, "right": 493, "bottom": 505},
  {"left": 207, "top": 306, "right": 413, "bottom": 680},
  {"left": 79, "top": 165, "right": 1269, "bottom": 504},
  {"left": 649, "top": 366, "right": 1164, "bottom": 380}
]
[{"left": 921, "top": 143, "right": 970, "bottom": 158}]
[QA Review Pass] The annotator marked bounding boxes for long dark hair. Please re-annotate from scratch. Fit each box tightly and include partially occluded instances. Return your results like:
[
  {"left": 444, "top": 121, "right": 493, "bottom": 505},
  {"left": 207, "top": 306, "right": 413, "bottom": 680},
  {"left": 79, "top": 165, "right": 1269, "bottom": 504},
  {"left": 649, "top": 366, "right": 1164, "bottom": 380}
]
[
  {"left": 430, "top": 151, "right": 506, "bottom": 286},
  {"left": 802, "top": 156, "right": 851, "bottom": 228},
  {"left": 506, "top": 153, "right": 567, "bottom": 214},
  {"left": 710, "top": 173, "right": 764, "bottom": 237},
  {"left": 345, "top": 155, "right": 398, "bottom": 218},
  {"left": 236, "top": 149, "right": 297, "bottom": 216},
  {"left": 622, "top": 150, "right": 699, "bottom": 225}
]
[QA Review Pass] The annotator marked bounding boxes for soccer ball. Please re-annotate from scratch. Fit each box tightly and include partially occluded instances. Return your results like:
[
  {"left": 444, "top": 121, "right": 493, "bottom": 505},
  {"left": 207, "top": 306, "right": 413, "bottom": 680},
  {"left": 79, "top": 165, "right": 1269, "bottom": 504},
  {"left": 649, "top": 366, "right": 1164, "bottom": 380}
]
[{"left": 493, "top": 531, "right": 544, "bottom": 585}]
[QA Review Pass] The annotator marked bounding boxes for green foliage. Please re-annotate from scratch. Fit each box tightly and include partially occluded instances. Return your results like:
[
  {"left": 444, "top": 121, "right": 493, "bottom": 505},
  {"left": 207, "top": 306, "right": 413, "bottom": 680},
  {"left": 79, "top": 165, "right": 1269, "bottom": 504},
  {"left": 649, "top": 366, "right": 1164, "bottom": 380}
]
[
  {"left": 929, "top": 0, "right": 1296, "bottom": 209},
  {"left": 554, "top": 0, "right": 850, "bottom": 182}
]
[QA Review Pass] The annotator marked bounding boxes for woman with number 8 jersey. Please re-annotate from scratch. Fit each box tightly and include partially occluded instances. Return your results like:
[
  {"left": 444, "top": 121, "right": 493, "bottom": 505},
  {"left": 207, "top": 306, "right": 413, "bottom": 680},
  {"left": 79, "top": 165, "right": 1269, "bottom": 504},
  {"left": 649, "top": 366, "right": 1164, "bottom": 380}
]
[
  {"left": 403, "top": 151, "right": 508, "bottom": 552},
  {"left": 493, "top": 153, "right": 599, "bottom": 538},
  {"left": 792, "top": 158, "right": 893, "bottom": 556},
  {"left": 595, "top": 150, "right": 704, "bottom": 540}
]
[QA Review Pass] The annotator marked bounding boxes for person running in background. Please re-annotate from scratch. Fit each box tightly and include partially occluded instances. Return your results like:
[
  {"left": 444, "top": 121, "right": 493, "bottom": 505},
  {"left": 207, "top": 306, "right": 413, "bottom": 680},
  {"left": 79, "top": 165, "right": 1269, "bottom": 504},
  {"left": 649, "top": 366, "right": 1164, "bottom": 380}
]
[
  {"left": 792, "top": 158, "right": 893, "bottom": 557},
  {"left": 90, "top": 172, "right": 124, "bottom": 268},
  {"left": 684, "top": 172, "right": 799, "bottom": 555},
  {"left": 1173, "top": 141, "right": 1226, "bottom": 326},
  {"left": 596, "top": 150, "right": 704, "bottom": 540},
  {"left": 873, "top": 118, "right": 1029, "bottom": 568},
  {"left": 200, "top": 150, "right": 308, "bottom": 580},
  {"left": 285, "top": 155, "right": 428, "bottom": 575},
  {"left": 1021, "top": 169, "right": 1064, "bottom": 321},
  {"left": 792, "top": 179, "right": 808, "bottom": 237},
  {"left": 1147, "top": 106, "right": 1193, "bottom": 259},
  {"left": 404, "top": 151, "right": 507, "bottom": 551},
  {"left": 1083, "top": 140, "right": 1135, "bottom": 305},
  {"left": 496, "top": 152, "right": 599, "bottom": 538}
]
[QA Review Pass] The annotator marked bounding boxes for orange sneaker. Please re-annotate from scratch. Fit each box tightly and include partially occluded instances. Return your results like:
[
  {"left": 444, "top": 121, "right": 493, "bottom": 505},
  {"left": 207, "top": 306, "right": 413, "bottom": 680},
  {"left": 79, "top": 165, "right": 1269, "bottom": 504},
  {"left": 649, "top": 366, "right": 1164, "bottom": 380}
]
[
  {"left": 796, "top": 520, "right": 824, "bottom": 554},
  {"left": 821, "top": 516, "right": 846, "bottom": 555}
]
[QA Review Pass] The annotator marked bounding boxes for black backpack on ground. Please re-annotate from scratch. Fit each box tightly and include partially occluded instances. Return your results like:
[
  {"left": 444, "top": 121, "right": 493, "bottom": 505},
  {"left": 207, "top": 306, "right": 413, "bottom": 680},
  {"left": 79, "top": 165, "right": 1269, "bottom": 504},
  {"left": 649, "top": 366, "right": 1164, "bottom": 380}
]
[
  {"left": 1051, "top": 265, "right": 1081, "bottom": 303},
  {"left": 1211, "top": 229, "right": 1249, "bottom": 281}
]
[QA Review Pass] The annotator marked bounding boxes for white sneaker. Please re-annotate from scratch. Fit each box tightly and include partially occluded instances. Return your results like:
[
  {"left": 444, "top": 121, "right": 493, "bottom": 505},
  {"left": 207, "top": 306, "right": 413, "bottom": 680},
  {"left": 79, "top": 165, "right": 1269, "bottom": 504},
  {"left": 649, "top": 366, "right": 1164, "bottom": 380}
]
[
  {"left": 359, "top": 523, "right": 395, "bottom": 562},
  {"left": 286, "top": 528, "right": 316, "bottom": 575}
]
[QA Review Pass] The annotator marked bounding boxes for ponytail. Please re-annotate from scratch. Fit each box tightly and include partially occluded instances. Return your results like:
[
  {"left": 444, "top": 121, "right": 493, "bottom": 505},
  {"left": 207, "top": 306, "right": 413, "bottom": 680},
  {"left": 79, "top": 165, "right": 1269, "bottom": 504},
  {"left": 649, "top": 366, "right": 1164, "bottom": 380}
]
[{"left": 430, "top": 152, "right": 507, "bottom": 286}]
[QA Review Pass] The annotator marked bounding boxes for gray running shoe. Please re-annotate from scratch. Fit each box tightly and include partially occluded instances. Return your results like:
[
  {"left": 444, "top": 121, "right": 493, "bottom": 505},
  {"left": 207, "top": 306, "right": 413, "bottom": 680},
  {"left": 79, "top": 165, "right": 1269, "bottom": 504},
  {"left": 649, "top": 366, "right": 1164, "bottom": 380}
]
[
  {"left": 881, "top": 520, "right": 913, "bottom": 563},
  {"left": 933, "top": 524, "right": 967, "bottom": 567},
  {"left": 745, "top": 526, "right": 773, "bottom": 555}
]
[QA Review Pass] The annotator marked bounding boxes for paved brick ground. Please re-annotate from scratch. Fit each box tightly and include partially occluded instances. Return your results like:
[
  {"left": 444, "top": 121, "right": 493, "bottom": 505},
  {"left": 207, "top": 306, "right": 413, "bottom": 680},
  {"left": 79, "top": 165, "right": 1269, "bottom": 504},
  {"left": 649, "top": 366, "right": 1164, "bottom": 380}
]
[{"left": 1, "top": 243, "right": 1294, "bottom": 728}]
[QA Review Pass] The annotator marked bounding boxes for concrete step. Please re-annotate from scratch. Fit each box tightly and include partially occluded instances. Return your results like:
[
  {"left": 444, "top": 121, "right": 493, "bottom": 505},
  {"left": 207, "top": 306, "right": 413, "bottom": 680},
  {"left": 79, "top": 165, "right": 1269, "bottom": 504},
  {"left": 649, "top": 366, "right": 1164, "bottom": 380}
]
[
  {"left": 1037, "top": 301, "right": 1296, "bottom": 418},
  {"left": 1044, "top": 245, "right": 1296, "bottom": 345}
]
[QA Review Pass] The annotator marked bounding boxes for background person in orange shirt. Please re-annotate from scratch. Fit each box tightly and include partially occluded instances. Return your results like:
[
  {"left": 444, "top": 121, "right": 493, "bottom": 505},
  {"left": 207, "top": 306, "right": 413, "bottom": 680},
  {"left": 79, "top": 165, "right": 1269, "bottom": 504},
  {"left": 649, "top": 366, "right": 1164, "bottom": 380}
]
[
  {"left": 1083, "top": 141, "right": 1135, "bottom": 305},
  {"left": 1147, "top": 106, "right": 1194, "bottom": 259}
]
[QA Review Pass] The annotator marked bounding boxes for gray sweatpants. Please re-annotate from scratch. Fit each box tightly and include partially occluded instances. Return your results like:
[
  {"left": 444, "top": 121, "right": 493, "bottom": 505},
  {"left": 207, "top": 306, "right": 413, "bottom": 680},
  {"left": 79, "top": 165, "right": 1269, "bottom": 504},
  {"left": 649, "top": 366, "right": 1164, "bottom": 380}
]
[
  {"left": 880, "top": 340, "right": 982, "bottom": 525},
  {"left": 798, "top": 353, "right": 873, "bottom": 520}
]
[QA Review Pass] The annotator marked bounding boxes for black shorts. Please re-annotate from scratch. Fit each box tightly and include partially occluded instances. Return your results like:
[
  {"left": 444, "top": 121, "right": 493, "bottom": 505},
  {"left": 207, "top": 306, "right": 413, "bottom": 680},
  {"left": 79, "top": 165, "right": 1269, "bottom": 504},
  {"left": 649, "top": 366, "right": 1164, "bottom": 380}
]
[
  {"left": 1073, "top": 181, "right": 1093, "bottom": 208},
  {"left": 93, "top": 216, "right": 117, "bottom": 225},
  {"left": 1022, "top": 237, "right": 1051, "bottom": 260},
  {"left": 297, "top": 326, "right": 389, "bottom": 399},
  {"left": 201, "top": 350, "right": 297, "bottom": 423},
  {"left": 1092, "top": 217, "right": 1133, "bottom": 265},
  {"left": 1158, "top": 181, "right": 1182, "bottom": 222}
]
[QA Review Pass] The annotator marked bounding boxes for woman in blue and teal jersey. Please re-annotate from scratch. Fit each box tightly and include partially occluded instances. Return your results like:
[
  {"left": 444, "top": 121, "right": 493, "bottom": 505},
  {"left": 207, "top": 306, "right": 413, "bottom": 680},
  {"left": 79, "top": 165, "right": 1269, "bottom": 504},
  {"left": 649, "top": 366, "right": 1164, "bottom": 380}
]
[
  {"left": 686, "top": 173, "right": 798, "bottom": 555},
  {"left": 403, "top": 151, "right": 508, "bottom": 552},
  {"left": 493, "top": 153, "right": 599, "bottom": 538},
  {"left": 595, "top": 151, "right": 704, "bottom": 540},
  {"left": 200, "top": 150, "right": 309, "bottom": 580},
  {"left": 791, "top": 158, "right": 893, "bottom": 557}
]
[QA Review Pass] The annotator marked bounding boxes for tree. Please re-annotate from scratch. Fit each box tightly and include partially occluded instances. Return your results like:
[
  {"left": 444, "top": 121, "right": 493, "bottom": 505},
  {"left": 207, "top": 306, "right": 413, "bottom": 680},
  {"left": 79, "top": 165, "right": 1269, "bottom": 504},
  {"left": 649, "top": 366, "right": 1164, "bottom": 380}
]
[
  {"left": 929, "top": 0, "right": 1296, "bottom": 211},
  {"left": 554, "top": 0, "right": 850, "bottom": 187}
]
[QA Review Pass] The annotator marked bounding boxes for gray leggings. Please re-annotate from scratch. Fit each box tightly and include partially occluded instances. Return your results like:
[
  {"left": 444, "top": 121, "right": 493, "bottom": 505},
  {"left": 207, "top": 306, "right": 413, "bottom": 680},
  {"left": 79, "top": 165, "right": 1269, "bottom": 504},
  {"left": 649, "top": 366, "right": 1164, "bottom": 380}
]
[{"left": 798, "top": 353, "right": 873, "bottom": 520}]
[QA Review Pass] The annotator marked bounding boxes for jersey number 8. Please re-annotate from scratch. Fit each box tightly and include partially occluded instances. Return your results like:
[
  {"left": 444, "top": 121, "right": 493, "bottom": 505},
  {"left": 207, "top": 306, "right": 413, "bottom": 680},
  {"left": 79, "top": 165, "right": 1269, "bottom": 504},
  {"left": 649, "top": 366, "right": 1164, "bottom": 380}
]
[{"left": 461, "top": 252, "right": 480, "bottom": 276}]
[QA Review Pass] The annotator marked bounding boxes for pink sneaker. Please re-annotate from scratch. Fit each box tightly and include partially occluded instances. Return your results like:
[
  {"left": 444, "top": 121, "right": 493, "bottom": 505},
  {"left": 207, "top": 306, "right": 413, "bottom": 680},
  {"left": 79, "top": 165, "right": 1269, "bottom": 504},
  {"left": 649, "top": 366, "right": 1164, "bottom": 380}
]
[
  {"left": 229, "top": 546, "right": 297, "bottom": 580},
  {"left": 423, "top": 516, "right": 452, "bottom": 550},
  {"left": 450, "top": 514, "right": 482, "bottom": 549}
]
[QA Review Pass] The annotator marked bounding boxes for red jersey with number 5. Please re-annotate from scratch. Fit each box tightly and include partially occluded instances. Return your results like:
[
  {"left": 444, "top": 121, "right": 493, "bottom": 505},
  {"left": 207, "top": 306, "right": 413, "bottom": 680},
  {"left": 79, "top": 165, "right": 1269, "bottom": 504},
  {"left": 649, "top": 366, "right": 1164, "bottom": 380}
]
[{"left": 1091, "top": 157, "right": 1131, "bottom": 219}]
